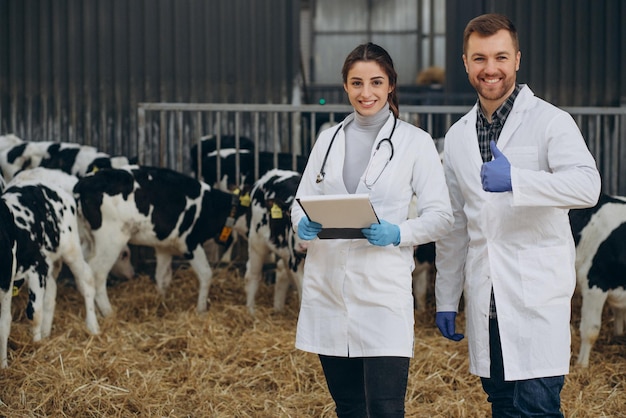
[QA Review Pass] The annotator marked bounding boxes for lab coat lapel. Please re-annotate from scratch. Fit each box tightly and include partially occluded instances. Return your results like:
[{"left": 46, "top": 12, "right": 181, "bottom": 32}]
[
  {"left": 495, "top": 86, "right": 532, "bottom": 151},
  {"left": 460, "top": 109, "right": 484, "bottom": 172}
]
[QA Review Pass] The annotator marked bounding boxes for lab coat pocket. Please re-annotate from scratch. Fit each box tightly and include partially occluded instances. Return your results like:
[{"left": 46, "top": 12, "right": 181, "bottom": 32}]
[
  {"left": 506, "top": 146, "right": 539, "bottom": 170},
  {"left": 517, "top": 245, "right": 574, "bottom": 307}
]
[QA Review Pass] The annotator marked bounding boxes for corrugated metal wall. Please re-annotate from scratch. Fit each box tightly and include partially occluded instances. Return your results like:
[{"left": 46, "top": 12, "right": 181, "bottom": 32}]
[
  {"left": 0, "top": 0, "right": 300, "bottom": 155},
  {"left": 445, "top": 0, "right": 626, "bottom": 107}
]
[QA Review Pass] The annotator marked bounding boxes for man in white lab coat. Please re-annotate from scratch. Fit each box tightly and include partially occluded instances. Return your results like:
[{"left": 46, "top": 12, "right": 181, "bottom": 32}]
[{"left": 434, "top": 13, "right": 601, "bottom": 417}]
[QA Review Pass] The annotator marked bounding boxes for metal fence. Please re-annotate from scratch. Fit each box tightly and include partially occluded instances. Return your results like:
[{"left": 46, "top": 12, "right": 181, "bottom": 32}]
[{"left": 137, "top": 103, "right": 626, "bottom": 195}]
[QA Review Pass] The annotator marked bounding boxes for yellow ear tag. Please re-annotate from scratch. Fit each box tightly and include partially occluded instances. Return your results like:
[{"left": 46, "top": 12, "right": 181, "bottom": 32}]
[
  {"left": 239, "top": 193, "right": 251, "bottom": 207},
  {"left": 12, "top": 285, "right": 19, "bottom": 297},
  {"left": 270, "top": 203, "right": 283, "bottom": 219}
]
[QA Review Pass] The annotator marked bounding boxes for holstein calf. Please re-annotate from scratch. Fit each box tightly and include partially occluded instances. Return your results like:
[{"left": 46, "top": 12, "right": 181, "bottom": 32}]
[
  {"left": 73, "top": 165, "right": 243, "bottom": 315},
  {"left": 190, "top": 134, "right": 255, "bottom": 190},
  {"left": 190, "top": 136, "right": 306, "bottom": 265},
  {"left": 14, "top": 168, "right": 136, "bottom": 283},
  {"left": 0, "top": 196, "right": 18, "bottom": 367},
  {"left": 0, "top": 139, "right": 132, "bottom": 180},
  {"left": 40, "top": 144, "right": 133, "bottom": 177},
  {"left": 0, "top": 140, "right": 75, "bottom": 180},
  {"left": 245, "top": 169, "right": 307, "bottom": 314},
  {"left": 2, "top": 170, "right": 100, "bottom": 357},
  {"left": 569, "top": 193, "right": 626, "bottom": 367},
  {"left": 190, "top": 134, "right": 307, "bottom": 192}
]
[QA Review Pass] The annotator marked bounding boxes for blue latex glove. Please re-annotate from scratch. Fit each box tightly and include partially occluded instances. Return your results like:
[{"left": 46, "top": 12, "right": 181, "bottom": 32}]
[
  {"left": 361, "top": 219, "right": 400, "bottom": 246},
  {"left": 480, "top": 140, "right": 512, "bottom": 192},
  {"left": 436, "top": 311, "right": 465, "bottom": 341},
  {"left": 298, "top": 217, "right": 322, "bottom": 240}
]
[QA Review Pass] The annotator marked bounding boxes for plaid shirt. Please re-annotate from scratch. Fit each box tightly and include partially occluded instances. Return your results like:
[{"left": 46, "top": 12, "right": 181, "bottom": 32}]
[{"left": 475, "top": 84, "right": 522, "bottom": 318}]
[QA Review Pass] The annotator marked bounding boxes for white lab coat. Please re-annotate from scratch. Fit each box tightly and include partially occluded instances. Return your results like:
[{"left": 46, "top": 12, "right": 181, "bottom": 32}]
[
  {"left": 292, "top": 112, "right": 453, "bottom": 357},
  {"left": 435, "top": 85, "right": 601, "bottom": 380}
]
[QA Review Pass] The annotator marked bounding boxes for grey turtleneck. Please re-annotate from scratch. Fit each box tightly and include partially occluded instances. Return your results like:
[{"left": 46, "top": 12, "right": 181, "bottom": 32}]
[{"left": 343, "top": 103, "right": 390, "bottom": 193}]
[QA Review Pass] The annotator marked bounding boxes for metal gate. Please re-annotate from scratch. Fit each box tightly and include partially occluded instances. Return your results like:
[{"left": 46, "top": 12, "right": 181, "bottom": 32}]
[{"left": 137, "top": 103, "right": 626, "bottom": 195}]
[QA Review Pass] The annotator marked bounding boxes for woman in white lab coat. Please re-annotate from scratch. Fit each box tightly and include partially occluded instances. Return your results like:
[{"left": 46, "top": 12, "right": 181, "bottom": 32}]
[
  {"left": 435, "top": 13, "right": 601, "bottom": 417},
  {"left": 291, "top": 43, "right": 452, "bottom": 417}
]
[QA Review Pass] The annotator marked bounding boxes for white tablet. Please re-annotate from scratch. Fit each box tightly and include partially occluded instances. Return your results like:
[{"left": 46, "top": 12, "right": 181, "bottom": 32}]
[{"left": 296, "top": 194, "right": 379, "bottom": 239}]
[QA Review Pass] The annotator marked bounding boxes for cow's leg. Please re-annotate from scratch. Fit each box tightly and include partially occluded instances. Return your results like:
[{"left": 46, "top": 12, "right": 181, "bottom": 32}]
[
  {"left": 88, "top": 236, "right": 128, "bottom": 317},
  {"left": 28, "top": 271, "right": 46, "bottom": 342},
  {"left": 41, "top": 273, "right": 57, "bottom": 339},
  {"left": 577, "top": 286, "right": 609, "bottom": 367},
  {"left": 204, "top": 239, "right": 223, "bottom": 265},
  {"left": 245, "top": 241, "right": 270, "bottom": 315},
  {"left": 412, "top": 262, "right": 430, "bottom": 312},
  {"left": 292, "top": 263, "right": 305, "bottom": 306},
  {"left": 185, "top": 247, "right": 212, "bottom": 313},
  {"left": 63, "top": 249, "right": 100, "bottom": 335},
  {"left": 612, "top": 306, "right": 626, "bottom": 336},
  {"left": 0, "top": 289, "right": 13, "bottom": 368},
  {"left": 273, "top": 259, "right": 291, "bottom": 312},
  {"left": 154, "top": 249, "right": 174, "bottom": 296}
]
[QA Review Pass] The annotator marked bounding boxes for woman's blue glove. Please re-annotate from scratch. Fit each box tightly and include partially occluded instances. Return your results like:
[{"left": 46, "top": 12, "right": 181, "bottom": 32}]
[
  {"left": 481, "top": 140, "right": 512, "bottom": 192},
  {"left": 436, "top": 311, "right": 465, "bottom": 341},
  {"left": 361, "top": 219, "right": 400, "bottom": 246},
  {"left": 298, "top": 217, "right": 322, "bottom": 240}
]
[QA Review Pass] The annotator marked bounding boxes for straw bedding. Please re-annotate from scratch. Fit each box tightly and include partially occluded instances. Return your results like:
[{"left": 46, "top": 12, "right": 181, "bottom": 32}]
[{"left": 0, "top": 257, "right": 624, "bottom": 417}]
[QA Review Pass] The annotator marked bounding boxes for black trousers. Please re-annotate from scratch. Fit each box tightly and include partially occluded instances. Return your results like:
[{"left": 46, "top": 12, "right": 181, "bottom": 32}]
[{"left": 318, "top": 355, "right": 410, "bottom": 418}]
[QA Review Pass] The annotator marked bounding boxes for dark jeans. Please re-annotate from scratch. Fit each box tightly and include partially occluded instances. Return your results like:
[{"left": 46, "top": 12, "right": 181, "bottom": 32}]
[
  {"left": 480, "top": 317, "right": 565, "bottom": 417},
  {"left": 319, "top": 355, "right": 410, "bottom": 418}
]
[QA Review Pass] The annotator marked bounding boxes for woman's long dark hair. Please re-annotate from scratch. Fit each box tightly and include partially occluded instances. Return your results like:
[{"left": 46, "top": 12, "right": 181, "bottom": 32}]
[{"left": 341, "top": 42, "right": 399, "bottom": 118}]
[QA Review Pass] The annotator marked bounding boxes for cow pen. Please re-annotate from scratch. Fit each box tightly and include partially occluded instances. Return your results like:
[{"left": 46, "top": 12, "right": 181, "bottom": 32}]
[{"left": 137, "top": 103, "right": 626, "bottom": 196}]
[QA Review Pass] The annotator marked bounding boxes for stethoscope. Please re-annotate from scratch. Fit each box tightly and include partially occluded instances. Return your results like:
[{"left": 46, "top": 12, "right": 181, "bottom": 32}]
[{"left": 316, "top": 114, "right": 397, "bottom": 187}]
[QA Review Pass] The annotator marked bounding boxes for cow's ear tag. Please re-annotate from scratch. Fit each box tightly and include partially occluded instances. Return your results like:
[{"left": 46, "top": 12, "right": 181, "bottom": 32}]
[
  {"left": 219, "top": 226, "right": 233, "bottom": 243},
  {"left": 239, "top": 193, "right": 251, "bottom": 207},
  {"left": 270, "top": 203, "right": 283, "bottom": 219},
  {"left": 12, "top": 285, "right": 19, "bottom": 297}
]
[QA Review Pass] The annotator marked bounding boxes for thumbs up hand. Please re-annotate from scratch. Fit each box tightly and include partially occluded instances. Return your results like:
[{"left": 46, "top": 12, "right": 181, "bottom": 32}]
[{"left": 480, "top": 140, "right": 512, "bottom": 192}]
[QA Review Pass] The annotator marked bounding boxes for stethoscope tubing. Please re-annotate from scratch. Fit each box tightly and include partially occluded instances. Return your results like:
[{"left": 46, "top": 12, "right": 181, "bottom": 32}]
[{"left": 316, "top": 114, "right": 397, "bottom": 184}]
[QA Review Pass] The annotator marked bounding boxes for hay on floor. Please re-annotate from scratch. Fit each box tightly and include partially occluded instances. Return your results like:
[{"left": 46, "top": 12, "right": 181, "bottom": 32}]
[{"left": 0, "top": 262, "right": 624, "bottom": 417}]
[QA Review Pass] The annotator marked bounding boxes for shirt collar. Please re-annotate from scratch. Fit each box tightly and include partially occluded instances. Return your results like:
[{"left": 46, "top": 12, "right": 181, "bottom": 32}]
[{"left": 477, "top": 83, "right": 522, "bottom": 127}]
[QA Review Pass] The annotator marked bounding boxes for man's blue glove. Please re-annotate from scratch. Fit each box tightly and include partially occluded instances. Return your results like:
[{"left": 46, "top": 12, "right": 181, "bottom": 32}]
[
  {"left": 480, "top": 140, "right": 512, "bottom": 192},
  {"left": 361, "top": 219, "right": 400, "bottom": 246},
  {"left": 436, "top": 311, "right": 465, "bottom": 341},
  {"left": 297, "top": 217, "right": 322, "bottom": 240}
]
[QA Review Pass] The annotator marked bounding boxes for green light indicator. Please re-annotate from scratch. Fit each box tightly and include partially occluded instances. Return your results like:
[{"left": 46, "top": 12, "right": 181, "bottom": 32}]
[{"left": 319, "top": 98, "right": 326, "bottom": 105}]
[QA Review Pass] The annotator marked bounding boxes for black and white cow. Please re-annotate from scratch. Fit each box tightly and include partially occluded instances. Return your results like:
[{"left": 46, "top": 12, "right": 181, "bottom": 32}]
[
  {"left": 190, "top": 134, "right": 307, "bottom": 191},
  {"left": 244, "top": 169, "right": 307, "bottom": 314},
  {"left": 190, "top": 135, "right": 307, "bottom": 265},
  {"left": 40, "top": 144, "right": 134, "bottom": 177},
  {"left": 0, "top": 194, "right": 18, "bottom": 368},
  {"left": 14, "top": 168, "right": 136, "bottom": 282},
  {"left": 0, "top": 133, "right": 24, "bottom": 153},
  {"left": 569, "top": 193, "right": 626, "bottom": 367},
  {"left": 1, "top": 169, "right": 100, "bottom": 364},
  {"left": 0, "top": 139, "right": 132, "bottom": 180},
  {"left": 73, "top": 165, "right": 244, "bottom": 315},
  {"left": 0, "top": 140, "right": 72, "bottom": 180},
  {"left": 190, "top": 135, "right": 256, "bottom": 190}
]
